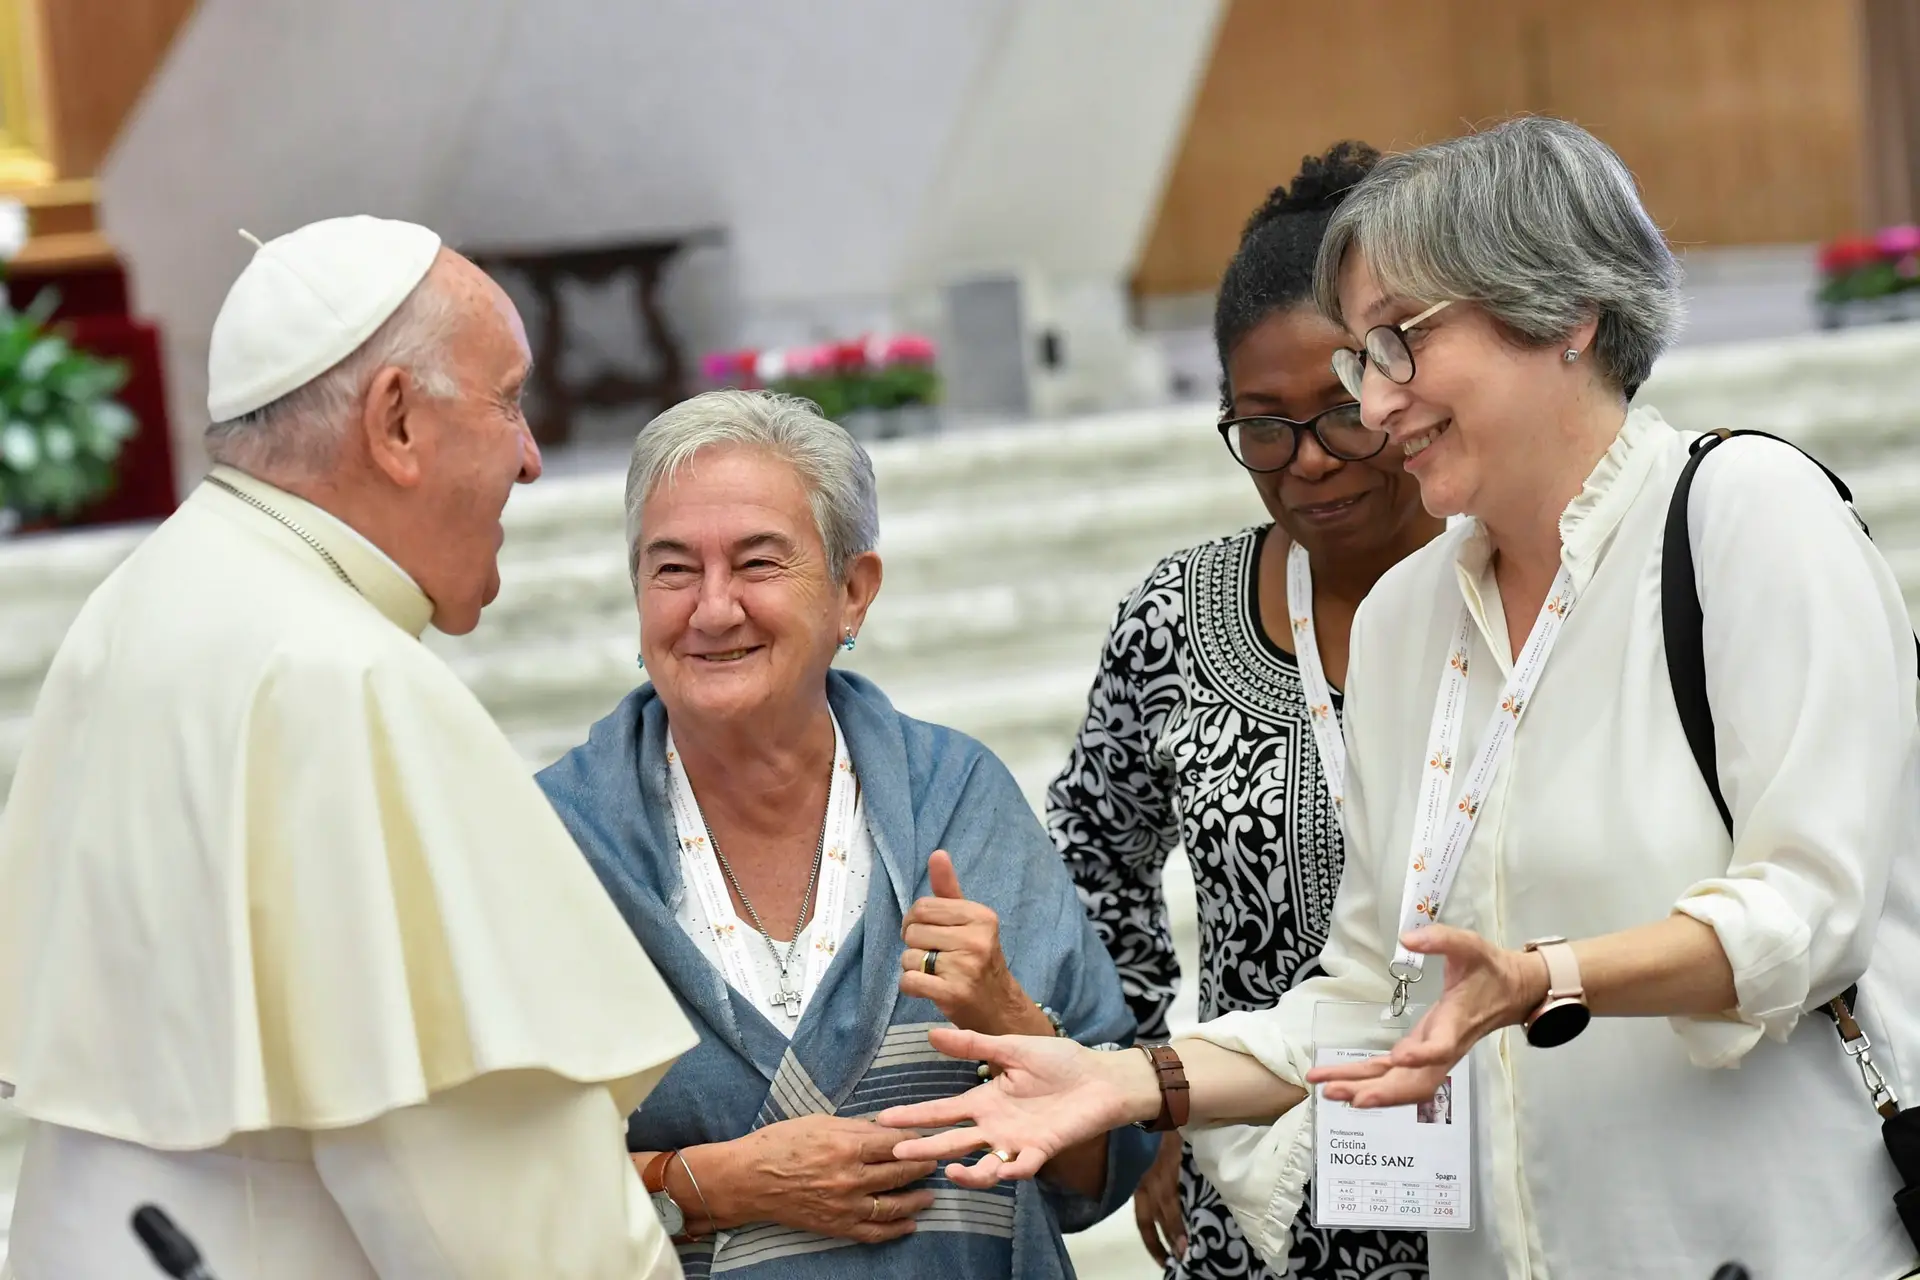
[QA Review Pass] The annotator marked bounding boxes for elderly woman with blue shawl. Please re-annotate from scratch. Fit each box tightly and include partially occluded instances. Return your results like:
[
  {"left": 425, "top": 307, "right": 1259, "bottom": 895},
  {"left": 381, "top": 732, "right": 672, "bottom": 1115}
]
[{"left": 538, "top": 389, "right": 1154, "bottom": 1278}]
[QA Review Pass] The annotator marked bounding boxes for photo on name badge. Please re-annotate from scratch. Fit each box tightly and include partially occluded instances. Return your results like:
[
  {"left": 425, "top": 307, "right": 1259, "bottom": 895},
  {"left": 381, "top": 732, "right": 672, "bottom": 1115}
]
[{"left": 1415, "top": 1076, "right": 1454, "bottom": 1125}]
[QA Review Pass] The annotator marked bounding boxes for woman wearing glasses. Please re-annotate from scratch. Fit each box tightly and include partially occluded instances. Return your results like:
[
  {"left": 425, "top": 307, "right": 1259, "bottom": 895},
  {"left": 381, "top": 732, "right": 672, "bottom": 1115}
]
[
  {"left": 891, "top": 117, "right": 1920, "bottom": 1280},
  {"left": 1047, "top": 142, "right": 1439, "bottom": 1280}
]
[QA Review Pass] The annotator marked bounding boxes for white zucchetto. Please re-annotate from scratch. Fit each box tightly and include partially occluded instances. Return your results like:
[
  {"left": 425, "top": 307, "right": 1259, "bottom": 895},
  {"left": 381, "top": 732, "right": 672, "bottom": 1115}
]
[{"left": 206, "top": 215, "right": 442, "bottom": 423}]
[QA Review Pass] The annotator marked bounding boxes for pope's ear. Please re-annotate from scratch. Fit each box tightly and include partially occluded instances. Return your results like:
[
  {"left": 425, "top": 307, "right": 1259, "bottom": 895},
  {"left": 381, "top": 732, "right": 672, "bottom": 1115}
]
[{"left": 360, "top": 364, "right": 423, "bottom": 487}]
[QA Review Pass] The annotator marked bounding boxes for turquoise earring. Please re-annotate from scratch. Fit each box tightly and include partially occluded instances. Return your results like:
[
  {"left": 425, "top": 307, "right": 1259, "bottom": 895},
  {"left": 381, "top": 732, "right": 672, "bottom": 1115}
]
[
  {"left": 636, "top": 652, "right": 645, "bottom": 670},
  {"left": 842, "top": 629, "right": 857, "bottom": 652}
]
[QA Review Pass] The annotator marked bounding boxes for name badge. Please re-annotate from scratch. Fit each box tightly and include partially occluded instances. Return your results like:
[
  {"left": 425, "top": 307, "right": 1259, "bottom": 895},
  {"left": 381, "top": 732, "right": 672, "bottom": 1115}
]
[{"left": 1310, "top": 1001, "right": 1473, "bottom": 1232}]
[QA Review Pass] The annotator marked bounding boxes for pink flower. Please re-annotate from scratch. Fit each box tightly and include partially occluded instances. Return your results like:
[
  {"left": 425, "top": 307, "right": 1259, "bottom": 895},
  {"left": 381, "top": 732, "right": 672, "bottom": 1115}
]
[
  {"left": 700, "top": 349, "right": 757, "bottom": 386},
  {"left": 787, "top": 344, "right": 838, "bottom": 377},
  {"left": 1874, "top": 224, "right": 1920, "bottom": 258},
  {"left": 874, "top": 333, "right": 937, "bottom": 366}
]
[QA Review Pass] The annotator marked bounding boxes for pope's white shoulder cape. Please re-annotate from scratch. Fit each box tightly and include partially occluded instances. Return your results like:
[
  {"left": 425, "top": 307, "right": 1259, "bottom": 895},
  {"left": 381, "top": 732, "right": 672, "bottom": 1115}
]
[{"left": 0, "top": 471, "right": 693, "bottom": 1150}]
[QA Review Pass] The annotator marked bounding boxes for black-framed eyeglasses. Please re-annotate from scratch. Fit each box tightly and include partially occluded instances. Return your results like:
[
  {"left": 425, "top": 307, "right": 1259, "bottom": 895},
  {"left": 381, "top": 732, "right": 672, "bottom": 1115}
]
[
  {"left": 1331, "top": 299, "right": 1452, "bottom": 399},
  {"left": 1216, "top": 402, "right": 1387, "bottom": 473}
]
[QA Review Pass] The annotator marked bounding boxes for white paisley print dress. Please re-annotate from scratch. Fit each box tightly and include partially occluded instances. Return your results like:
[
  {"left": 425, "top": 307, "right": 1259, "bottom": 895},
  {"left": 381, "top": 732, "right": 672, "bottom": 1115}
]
[{"left": 1047, "top": 526, "right": 1427, "bottom": 1280}]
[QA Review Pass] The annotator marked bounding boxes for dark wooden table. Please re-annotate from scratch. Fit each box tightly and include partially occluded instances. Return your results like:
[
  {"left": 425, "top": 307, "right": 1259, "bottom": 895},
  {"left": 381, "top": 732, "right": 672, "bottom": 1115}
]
[{"left": 466, "top": 231, "right": 723, "bottom": 448}]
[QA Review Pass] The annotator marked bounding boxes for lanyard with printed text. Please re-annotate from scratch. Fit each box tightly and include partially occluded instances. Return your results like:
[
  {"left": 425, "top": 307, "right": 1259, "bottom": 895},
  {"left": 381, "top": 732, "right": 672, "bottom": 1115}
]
[
  {"left": 1388, "top": 565, "right": 1578, "bottom": 1014},
  {"left": 1286, "top": 541, "right": 1347, "bottom": 810},
  {"left": 666, "top": 714, "right": 860, "bottom": 1018}
]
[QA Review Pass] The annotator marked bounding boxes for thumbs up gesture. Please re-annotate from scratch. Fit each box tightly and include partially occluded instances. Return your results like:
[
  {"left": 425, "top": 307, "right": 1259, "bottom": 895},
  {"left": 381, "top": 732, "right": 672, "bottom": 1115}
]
[{"left": 900, "top": 850, "right": 1045, "bottom": 1036}]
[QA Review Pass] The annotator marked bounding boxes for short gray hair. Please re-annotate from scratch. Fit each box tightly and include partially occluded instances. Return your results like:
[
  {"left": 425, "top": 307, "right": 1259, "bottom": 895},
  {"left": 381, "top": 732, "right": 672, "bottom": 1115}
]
[
  {"left": 1314, "top": 116, "right": 1683, "bottom": 397},
  {"left": 625, "top": 389, "right": 879, "bottom": 587},
  {"left": 204, "top": 271, "right": 461, "bottom": 475}
]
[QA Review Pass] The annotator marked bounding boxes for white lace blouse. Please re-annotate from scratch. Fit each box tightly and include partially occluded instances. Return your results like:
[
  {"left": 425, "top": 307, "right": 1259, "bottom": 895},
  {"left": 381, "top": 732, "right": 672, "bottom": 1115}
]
[{"left": 1186, "top": 408, "right": 1920, "bottom": 1279}]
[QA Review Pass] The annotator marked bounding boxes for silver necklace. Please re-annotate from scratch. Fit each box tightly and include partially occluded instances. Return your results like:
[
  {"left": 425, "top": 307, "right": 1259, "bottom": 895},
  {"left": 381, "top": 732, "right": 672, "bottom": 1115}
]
[
  {"left": 205, "top": 475, "right": 359, "bottom": 594},
  {"left": 708, "top": 811, "right": 829, "bottom": 1019}
]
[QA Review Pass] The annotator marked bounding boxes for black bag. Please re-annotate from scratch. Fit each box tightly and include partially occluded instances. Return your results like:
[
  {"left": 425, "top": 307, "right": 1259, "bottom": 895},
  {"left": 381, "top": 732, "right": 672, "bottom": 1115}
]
[{"left": 1662, "top": 427, "right": 1920, "bottom": 1253}]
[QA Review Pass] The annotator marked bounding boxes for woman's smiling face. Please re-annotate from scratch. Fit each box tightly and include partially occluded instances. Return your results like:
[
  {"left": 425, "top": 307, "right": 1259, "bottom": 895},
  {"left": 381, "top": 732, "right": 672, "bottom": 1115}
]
[
  {"left": 1225, "top": 303, "right": 1432, "bottom": 562},
  {"left": 636, "top": 444, "right": 866, "bottom": 729},
  {"left": 1333, "top": 249, "right": 1592, "bottom": 524}
]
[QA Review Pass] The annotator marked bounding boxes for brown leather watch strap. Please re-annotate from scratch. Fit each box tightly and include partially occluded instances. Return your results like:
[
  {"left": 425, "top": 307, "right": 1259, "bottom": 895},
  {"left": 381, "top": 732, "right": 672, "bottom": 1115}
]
[
  {"left": 1138, "top": 1044, "right": 1190, "bottom": 1132},
  {"left": 640, "top": 1149, "right": 675, "bottom": 1195}
]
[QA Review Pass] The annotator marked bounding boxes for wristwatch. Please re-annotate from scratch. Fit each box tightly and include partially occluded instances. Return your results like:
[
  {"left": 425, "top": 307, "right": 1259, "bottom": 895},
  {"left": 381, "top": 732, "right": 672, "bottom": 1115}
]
[
  {"left": 1522, "top": 936, "right": 1590, "bottom": 1048},
  {"left": 1133, "top": 1043, "right": 1191, "bottom": 1132},
  {"left": 640, "top": 1151, "right": 691, "bottom": 1243}
]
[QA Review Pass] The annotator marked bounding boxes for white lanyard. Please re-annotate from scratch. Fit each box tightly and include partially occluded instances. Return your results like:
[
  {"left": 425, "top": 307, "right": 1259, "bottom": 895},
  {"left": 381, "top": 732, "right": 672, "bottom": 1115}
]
[
  {"left": 1388, "top": 565, "right": 1578, "bottom": 1014},
  {"left": 666, "top": 714, "right": 860, "bottom": 1020},
  {"left": 1285, "top": 541, "right": 1347, "bottom": 810}
]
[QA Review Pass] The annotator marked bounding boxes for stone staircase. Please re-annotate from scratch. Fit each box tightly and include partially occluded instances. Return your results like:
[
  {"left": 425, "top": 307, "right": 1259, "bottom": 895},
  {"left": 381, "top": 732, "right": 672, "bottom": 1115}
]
[
  {"left": 8, "top": 324, "right": 1920, "bottom": 816},
  {"left": 3, "top": 322, "right": 1920, "bottom": 1273}
]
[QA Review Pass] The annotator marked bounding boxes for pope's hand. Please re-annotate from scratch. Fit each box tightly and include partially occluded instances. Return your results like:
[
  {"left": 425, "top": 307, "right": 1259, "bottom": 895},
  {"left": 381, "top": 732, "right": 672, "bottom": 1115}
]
[
  {"left": 1307, "top": 923, "right": 1547, "bottom": 1109},
  {"left": 879, "top": 1028, "right": 1158, "bottom": 1187},
  {"left": 898, "top": 851, "right": 1038, "bottom": 1035}
]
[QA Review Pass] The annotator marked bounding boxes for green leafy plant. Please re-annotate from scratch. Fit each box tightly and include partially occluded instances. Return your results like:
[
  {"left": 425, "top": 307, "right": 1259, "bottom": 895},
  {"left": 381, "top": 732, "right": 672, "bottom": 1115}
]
[{"left": 0, "top": 288, "right": 137, "bottom": 523}]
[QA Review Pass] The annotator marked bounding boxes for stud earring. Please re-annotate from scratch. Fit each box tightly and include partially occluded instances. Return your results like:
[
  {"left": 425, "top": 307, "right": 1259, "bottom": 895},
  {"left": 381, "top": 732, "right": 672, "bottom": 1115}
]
[
  {"left": 1563, "top": 348, "right": 1580, "bottom": 363},
  {"left": 635, "top": 652, "right": 645, "bottom": 670},
  {"left": 841, "top": 630, "right": 857, "bottom": 652}
]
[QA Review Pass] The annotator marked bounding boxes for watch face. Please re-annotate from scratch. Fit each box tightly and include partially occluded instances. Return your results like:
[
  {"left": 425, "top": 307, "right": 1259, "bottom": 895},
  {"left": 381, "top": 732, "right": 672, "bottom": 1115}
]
[
  {"left": 650, "top": 1190, "right": 685, "bottom": 1236},
  {"left": 1526, "top": 1001, "right": 1591, "bottom": 1049}
]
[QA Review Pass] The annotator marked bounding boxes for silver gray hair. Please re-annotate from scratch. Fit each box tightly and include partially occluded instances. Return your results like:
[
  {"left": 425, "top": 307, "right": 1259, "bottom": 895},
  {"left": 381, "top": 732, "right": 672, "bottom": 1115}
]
[
  {"left": 1314, "top": 116, "right": 1683, "bottom": 397},
  {"left": 204, "top": 270, "right": 461, "bottom": 475},
  {"left": 625, "top": 389, "right": 880, "bottom": 587}
]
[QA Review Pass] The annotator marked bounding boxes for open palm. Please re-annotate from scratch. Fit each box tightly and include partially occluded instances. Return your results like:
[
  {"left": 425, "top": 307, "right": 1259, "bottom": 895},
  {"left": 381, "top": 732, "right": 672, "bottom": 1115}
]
[{"left": 879, "top": 1028, "right": 1146, "bottom": 1187}]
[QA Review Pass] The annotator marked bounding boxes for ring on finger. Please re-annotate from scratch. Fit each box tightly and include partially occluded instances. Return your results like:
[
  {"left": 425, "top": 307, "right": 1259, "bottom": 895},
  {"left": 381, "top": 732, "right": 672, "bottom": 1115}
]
[
  {"left": 990, "top": 1147, "right": 1016, "bottom": 1163},
  {"left": 921, "top": 949, "right": 939, "bottom": 976},
  {"left": 869, "top": 1195, "right": 882, "bottom": 1221}
]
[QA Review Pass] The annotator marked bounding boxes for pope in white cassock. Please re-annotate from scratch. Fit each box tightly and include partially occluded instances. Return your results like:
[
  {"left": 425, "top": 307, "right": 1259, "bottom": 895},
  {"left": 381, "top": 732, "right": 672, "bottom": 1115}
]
[{"left": 0, "top": 216, "right": 697, "bottom": 1278}]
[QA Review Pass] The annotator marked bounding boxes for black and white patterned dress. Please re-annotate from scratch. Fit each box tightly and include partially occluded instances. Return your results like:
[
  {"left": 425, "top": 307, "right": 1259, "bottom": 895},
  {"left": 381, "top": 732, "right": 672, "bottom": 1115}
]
[{"left": 1046, "top": 526, "right": 1427, "bottom": 1280}]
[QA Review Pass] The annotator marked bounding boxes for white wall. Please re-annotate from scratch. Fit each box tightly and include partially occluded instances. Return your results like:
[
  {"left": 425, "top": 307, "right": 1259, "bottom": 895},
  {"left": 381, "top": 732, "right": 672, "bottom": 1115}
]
[{"left": 101, "top": 0, "right": 1221, "bottom": 487}]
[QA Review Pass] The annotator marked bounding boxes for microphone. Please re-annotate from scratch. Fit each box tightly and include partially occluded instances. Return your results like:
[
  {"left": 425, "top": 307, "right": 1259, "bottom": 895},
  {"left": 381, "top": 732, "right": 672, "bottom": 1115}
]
[
  {"left": 1710, "top": 1266, "right": 1751, "bottom": 1280},
  {"left": 132, "top": 1204, "right": 218, "bottom": 1280}
]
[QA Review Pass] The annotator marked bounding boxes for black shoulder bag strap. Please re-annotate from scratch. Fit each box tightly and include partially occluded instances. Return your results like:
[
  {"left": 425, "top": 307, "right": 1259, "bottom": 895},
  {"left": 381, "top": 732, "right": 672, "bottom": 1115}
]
[
  {"left": 1661, "top": 428, "right": 1881, "bottom": 831},
  {"left": 1660, "top": 428, "right": 1910, "bottom": 1112}
]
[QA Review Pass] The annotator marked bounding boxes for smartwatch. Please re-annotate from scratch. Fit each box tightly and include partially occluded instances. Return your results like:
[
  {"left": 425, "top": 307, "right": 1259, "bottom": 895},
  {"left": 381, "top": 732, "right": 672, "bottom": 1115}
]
[{"left": 1522, "top": 936, "right": 1590, "bottom": 1048}]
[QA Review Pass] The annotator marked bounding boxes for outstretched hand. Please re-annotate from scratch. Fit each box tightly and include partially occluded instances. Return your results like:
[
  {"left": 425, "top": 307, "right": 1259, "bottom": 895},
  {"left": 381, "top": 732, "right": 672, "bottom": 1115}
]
[
  {"left": 877, "top": 1027, "right": 1156, "bottom": 1188},
  {"left": 1307, "top": 924, "right": 1546, "bottom": 1109}
]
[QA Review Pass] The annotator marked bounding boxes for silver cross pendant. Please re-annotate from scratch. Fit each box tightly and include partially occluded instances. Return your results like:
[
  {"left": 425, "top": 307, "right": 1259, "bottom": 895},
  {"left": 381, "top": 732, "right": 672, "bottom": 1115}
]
[{"left": 771, "top": 981, "right": 803, "bottom": 1018}]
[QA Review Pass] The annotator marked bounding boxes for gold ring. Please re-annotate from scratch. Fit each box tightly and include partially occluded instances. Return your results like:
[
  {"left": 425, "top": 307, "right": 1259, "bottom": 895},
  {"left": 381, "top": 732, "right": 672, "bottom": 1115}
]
[
  {"left": 990, "top": 1148, "right": 1016, "bottom": 1163},
  {"left": 921, "top": 949, "right": 939, "bottom": 975},
  {"left": 869, "top": 1195, "right": 882, "bottom": 1221}
]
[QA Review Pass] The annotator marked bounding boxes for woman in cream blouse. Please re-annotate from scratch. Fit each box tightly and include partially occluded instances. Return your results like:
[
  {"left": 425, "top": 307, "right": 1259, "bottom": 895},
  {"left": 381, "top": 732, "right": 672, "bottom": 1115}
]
[{"left": 882, "top": 116, "right": 1920, "bottom": 1280}]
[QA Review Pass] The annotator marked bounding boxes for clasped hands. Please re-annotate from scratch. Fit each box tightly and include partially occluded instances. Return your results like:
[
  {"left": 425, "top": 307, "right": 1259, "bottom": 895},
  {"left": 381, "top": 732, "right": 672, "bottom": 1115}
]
[{"left": 633, "top": 851, "right": 1042, "bottom": 1244}]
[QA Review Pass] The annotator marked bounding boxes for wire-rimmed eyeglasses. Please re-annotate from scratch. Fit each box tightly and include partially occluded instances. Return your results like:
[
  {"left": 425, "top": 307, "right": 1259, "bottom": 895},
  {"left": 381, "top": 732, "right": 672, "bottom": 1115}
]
[
  {"left": 1217, "top": 402, "right": 1388, "bottom": 473},
  {"left": 1331, "top": 300, "right": 1452, "bottom": 399}
]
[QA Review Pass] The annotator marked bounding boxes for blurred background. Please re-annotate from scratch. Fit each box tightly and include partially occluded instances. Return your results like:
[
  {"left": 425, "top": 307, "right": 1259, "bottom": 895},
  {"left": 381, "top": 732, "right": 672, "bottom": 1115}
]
[{"left": 3, "top": 0, "right": 1920, "bottom": 1274}]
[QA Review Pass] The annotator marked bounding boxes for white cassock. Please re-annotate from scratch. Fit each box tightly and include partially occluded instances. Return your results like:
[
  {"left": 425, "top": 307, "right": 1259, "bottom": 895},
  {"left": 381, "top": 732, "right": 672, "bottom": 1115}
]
[{"left": 0, "top": 466, "right": 698, "bottom": 1278}]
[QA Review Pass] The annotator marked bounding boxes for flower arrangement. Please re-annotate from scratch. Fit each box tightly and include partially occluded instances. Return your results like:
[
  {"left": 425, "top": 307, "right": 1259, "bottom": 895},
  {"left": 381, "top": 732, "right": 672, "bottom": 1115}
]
[
  {"left": 0, "top": 287, "right": 137, "bottom": 529},
  {"left": 701, "top": 333, "right": 940, "bottom": 429},
  {"left": 1817, "top": 225, "right": 1920, "bottom": 306}
]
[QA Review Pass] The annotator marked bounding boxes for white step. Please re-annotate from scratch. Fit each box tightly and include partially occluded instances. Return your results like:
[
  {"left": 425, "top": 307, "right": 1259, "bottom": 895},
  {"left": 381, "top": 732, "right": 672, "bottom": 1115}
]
[{"left": 8, "top": 323, "right": 1920, "bottom": 811}]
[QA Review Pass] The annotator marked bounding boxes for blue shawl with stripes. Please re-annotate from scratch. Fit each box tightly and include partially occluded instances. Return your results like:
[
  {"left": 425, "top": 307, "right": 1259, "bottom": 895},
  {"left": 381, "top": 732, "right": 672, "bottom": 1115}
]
[{"left": 537, "top": 670, "right": 1155, "bottom": 1278}]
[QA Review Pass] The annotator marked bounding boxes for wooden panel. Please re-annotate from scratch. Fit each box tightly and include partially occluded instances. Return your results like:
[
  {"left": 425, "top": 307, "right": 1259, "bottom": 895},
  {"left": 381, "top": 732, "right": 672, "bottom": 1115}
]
[
  {"left": 35, "top": 0, "right": 197, "bottom": 179},
  {"left": 1536, "top": 0, "right": 1863, "bottom": 248},
  {"left": 1134, "top": 0, "right": 1493, "bottom": 296},
  {"left": 1860, "top": 0, "right": 1920, "bottom": 226},
  {"left": 1136, "top": 0, "right": 1865, "bottom": 296}
]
